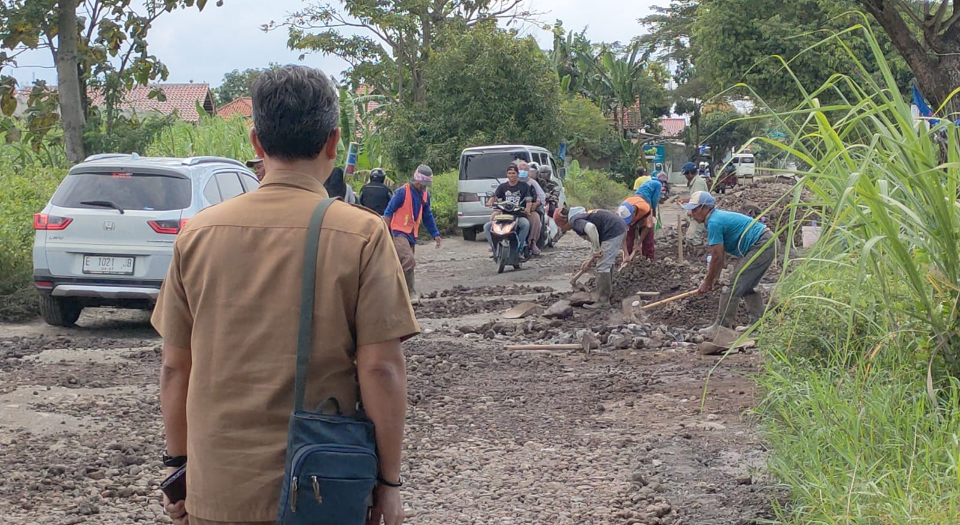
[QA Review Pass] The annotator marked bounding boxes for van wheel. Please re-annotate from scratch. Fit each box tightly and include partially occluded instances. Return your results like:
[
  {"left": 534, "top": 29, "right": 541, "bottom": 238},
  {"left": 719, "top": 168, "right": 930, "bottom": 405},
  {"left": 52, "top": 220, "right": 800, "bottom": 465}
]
[
  {"left": 39, "top": 296, "right": 83, "bottom": 327},
  {"left": 462, "top": 228, "right": 478, "bottom": 242}
]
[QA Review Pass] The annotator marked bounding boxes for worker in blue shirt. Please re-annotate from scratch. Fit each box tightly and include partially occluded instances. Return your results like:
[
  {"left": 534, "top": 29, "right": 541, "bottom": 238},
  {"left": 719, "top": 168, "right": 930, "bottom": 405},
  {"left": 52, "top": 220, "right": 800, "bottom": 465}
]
[
  {"left": 383, "top": 164, "right": 442, "bottom": 303},
  {"left": 683, "top": 191, "right": 776, "bottom": 338},
  {"left": 634, "top": 178, "right": 663, "bottom": 259}
]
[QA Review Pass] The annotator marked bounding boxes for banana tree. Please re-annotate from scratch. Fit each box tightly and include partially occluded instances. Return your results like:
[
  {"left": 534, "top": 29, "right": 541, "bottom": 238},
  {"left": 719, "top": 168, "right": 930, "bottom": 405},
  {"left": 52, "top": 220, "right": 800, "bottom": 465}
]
[
  {"left": 594, "top": 42, "right": 654, "bottom": 136},
  {"left": 337, "top": 86, "right": 391, "bottom": 172}
]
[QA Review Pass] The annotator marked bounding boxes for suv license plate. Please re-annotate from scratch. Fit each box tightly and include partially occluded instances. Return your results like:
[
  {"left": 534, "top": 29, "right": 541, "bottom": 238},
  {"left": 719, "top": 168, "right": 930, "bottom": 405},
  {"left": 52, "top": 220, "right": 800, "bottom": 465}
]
[{"left": 82, "top": 256, "right": 135, "bottom": 275}]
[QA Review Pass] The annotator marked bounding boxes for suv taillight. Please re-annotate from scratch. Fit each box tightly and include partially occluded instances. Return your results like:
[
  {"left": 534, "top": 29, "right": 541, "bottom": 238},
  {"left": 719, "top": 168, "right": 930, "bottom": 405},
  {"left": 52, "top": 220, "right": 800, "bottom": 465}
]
[
  {"left": 458, "top": 192, "right": 480, "bottom": 202},
  {"left": 34, "top": 214, "right": 73, "bottom": 230},
  {"left": 148, "top": 220, "right": 187, "bottom": 235}
]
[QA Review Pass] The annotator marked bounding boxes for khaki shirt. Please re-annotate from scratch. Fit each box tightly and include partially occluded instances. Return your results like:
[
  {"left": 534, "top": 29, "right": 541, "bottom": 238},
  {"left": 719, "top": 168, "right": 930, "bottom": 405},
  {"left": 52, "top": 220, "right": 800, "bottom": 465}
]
[
  {"left": 687, "top": 175, "right": 709, "bottom": 195},
  {"left": 152, "top": 170, "right": 419, "bottom": 522}
]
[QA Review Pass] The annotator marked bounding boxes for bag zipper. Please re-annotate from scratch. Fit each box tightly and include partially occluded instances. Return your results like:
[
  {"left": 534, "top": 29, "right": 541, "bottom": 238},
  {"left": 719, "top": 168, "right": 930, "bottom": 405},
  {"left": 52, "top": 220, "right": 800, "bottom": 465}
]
[{"left": 290, "top": 443, "right": 377, "bottom": 480}]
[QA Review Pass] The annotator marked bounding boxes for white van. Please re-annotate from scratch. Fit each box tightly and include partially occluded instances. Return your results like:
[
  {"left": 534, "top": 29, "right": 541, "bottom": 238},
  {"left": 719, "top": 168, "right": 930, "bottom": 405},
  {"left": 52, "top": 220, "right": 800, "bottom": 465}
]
[
  {"left": 731, "top": 153, "right": 756, "bottom": 179},
  {"left": 456, "top": 145, "right": 566, "bottom": 241}
]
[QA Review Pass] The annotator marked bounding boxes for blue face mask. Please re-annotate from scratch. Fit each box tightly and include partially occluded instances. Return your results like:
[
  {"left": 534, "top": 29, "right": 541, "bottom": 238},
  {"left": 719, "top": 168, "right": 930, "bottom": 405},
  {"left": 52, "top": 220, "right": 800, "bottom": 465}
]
[{"left": 519, "top": 170, "right": 529, "bottom": 179}]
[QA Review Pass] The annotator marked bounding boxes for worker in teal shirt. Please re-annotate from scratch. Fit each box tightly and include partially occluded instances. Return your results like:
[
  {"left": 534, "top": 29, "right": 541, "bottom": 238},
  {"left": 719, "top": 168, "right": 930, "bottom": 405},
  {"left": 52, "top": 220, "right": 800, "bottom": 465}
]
[
  {"left": 634, "top": 178, "right": 662, "bottom": 259},
  {"left": 683, "top": 191, "right": 777, "bottom": 338}
]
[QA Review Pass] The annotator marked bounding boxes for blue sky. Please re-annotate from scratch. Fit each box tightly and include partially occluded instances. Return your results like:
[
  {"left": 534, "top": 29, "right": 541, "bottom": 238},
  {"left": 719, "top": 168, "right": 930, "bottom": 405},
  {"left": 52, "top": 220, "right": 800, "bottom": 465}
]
[{"left": 9, "top": 0, "right": 658, "bottom": 89}]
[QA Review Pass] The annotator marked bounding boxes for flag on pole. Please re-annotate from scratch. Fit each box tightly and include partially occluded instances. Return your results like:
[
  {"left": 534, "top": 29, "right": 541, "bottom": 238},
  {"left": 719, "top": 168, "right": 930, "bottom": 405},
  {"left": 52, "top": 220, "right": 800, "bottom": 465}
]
[{"left": 913, "top": 85, "right": 942, "bottom": 126}]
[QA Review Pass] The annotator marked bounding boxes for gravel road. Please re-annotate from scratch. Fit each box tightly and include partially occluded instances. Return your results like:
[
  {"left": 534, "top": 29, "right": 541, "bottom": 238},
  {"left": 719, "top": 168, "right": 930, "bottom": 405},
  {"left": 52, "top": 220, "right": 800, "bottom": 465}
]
[{"left": 0, "top": 200, "right": 782, "bottom": 524}]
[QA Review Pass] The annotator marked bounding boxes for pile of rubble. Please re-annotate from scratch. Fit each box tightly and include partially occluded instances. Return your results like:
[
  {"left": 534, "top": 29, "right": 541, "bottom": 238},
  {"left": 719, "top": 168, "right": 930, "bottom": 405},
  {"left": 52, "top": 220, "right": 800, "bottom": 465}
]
[{"left": 717, "top": 180, "right": 818, "bottom": 245}]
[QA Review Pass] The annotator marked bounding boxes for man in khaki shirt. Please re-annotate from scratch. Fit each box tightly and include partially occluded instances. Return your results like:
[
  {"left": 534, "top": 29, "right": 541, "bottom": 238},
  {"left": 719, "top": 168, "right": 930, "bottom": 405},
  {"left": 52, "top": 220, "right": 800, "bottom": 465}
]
[{"left": 155, "top": 65, "right": 418, "bottom": 525}]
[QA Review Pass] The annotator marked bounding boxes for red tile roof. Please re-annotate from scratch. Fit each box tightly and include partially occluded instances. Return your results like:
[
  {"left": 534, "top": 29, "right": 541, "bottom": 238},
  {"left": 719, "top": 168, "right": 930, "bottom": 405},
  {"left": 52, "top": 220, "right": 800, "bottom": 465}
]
[
  {"left": 88, "top": 83, "right": 216, "bottom": 122},
  {"left": 660, "top": 118, "right": 687, "bottom": 137},
  {"left": 217, "top": 96, "right": 253, "bottom": 119}
]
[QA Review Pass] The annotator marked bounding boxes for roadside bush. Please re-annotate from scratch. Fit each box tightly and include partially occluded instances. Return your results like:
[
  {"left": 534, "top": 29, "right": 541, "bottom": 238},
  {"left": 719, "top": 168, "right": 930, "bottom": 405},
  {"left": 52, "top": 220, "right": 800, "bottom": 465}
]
[
  {"left": 0, "top": 163, "right": 64, "bottom": 320},
  {"left": 425, "top": 170, "right": 457, "bottom": 236},
  {"left": 745, "top": 24, "right": 960, "bottom": 524},
  {"left": 562, "top": 164, "right": 628, "bottom": 210}
]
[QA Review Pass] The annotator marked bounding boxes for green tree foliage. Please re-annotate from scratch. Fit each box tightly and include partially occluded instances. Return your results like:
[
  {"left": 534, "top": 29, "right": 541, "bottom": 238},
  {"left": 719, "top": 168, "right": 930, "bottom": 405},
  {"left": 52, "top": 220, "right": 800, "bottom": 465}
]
[
  {"left": 550, "top": 24, "right": 669, "bottom": 136},
  {"left": 0, "top": 0, "right": 223, "bottom": 162},
  {"left": 213, "top": 65, "right": 277, "bottom": 106},
  {"left": 274, "top": 0, "right": 533, "bottom": 104},
  {"left": 382, "top": 22, "right": 562, "bottom": 174},
  {"left": 685, "top": 109, "right": 756, "bottom": 160},
  {"left": 855, "top": 0, "right": 960, "bottom": 117},
  {"left": 559, "top": 95, "right": 618, "bottom": 161},
  {"left": 693, "top": 0, "right": 913, "bottom": 104}
]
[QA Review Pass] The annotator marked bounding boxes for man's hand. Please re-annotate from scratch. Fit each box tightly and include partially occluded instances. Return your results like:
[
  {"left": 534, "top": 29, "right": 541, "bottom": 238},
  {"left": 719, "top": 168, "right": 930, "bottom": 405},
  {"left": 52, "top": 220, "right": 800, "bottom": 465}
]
[
  {"left": 698, "top": 281, "right": 713, "bottom": 295},
  {"left": 367, "top": 485, "right": 404, "bottom": 525},
  {"left": 434, "top": 236, "right": 442, "bottom": 249},
  {"left": 163, "top": 493, "right": 188, "bottom": 525}
]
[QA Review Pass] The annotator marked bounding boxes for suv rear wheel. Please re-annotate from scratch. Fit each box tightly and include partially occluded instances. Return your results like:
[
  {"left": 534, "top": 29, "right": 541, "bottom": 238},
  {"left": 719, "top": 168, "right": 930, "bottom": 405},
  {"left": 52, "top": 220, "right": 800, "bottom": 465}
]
[
  {"left": 462, "top": 228, "right": 478, "bottom": 242},
  {"left": 39, "top": 296, "right": 83, "bottom": 327}
]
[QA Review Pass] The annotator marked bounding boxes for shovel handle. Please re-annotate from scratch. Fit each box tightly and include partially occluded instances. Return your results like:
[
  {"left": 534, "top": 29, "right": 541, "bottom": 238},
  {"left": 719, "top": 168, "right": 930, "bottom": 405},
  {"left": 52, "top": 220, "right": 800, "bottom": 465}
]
[
  {"left": 641, "top": 289, "right": 699, "bottom": 310},
  {"left": 505, "top": 344, "right": 584, "bottom": 350}
]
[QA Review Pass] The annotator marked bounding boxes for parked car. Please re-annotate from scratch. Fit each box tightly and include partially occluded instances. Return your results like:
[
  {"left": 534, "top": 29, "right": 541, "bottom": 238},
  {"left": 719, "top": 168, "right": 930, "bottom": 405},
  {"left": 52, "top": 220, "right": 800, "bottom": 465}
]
[
  {"left": 456, "top": 144, "right": 566, "bottom": 241},
  {"left": 32, "top": 154, "right": 259, "bottom": 326}
]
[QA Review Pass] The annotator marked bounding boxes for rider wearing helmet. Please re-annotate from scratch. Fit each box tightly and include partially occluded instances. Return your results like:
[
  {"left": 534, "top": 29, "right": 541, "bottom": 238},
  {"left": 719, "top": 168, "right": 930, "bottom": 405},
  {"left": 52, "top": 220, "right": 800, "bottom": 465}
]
[{"left": 358, "top": 168, "right": 394, "bottom": 216}]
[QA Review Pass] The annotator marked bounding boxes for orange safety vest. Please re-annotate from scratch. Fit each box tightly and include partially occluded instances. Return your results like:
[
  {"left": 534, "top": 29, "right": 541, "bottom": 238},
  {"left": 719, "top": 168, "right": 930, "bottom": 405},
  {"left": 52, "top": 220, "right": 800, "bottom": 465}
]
[
  {"left": 623, "top": 196, "right": 653, "bottom": 227},
  {"left": 389, "top": 183, "right": 427, "bottom": 235}
]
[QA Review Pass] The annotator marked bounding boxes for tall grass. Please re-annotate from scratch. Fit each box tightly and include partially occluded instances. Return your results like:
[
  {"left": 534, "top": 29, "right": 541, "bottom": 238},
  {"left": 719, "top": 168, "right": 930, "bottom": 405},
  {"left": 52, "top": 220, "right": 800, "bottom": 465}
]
[
  {"left": 742, "top": 19, "right": 960, "bottom": 523},
  {"left": 146, "top": 114, "right": 254, "bottom": 161}
]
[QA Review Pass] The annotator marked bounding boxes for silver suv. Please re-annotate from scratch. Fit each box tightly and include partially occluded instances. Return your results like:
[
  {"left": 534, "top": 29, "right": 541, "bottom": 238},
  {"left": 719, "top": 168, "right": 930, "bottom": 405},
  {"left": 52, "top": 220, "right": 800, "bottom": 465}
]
[{"left": 32, "top": 154, "right": 259, "bottom": 326}]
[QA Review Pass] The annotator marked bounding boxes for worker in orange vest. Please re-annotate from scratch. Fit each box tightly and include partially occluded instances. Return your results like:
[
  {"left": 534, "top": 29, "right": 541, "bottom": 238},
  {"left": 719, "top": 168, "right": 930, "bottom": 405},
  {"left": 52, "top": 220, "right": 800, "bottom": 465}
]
[{"left": 383, "top": 164, "right": 442, "bottom": 303}]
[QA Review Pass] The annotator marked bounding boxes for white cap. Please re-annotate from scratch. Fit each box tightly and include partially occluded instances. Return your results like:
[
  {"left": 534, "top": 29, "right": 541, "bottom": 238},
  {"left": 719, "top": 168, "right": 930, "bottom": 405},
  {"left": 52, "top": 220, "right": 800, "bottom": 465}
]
[{"left": 682, "top": 191, "right": 716, "bottom": 210}]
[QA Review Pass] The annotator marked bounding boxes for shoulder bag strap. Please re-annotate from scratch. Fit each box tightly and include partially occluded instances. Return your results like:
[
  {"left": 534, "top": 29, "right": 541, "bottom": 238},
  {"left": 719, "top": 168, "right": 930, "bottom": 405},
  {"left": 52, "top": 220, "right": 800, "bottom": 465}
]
[{"left": 294, "top": 198, "right": 338, "bottom": 412}]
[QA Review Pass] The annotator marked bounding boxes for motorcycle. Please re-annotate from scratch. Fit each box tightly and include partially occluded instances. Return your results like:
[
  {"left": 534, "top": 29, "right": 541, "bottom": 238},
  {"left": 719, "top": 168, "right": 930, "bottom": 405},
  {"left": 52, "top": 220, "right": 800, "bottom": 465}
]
[
  {"left": 714, "top": 166, "right": 738, "bottom": 194},
  {"left": 489, "top": 201, "right": 527, "bottom": 274}
]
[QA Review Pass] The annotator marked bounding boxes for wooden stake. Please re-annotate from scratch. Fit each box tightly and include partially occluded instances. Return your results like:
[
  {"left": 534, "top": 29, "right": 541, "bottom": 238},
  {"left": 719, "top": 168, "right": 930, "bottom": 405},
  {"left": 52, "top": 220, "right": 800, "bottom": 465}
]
[{"left": 678, "top": 213, "right": 684, "bottom": 261}]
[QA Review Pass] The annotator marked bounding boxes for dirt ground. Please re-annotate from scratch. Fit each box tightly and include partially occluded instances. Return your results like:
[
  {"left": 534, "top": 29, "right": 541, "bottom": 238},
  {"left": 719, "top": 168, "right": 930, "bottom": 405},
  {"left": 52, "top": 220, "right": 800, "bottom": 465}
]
[{"left": 0, "top": 200, "right": 784, "bottom": 525}]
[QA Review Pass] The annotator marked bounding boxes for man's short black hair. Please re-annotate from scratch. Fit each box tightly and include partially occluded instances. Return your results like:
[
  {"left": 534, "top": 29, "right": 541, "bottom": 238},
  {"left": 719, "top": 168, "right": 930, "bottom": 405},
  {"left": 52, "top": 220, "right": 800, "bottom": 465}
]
[{"left": 251, "top": 65, "right": 339, "bottom": 161}]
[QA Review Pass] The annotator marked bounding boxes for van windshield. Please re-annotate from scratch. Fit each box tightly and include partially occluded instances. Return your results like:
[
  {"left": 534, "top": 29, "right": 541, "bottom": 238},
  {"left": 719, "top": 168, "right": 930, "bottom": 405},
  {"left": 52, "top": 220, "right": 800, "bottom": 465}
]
[
  {"left": 738, "top": 157, "right": 755, "bottom": 164},
  {"left": 460, "top": 151, "right": 530, "bottom": 180}
]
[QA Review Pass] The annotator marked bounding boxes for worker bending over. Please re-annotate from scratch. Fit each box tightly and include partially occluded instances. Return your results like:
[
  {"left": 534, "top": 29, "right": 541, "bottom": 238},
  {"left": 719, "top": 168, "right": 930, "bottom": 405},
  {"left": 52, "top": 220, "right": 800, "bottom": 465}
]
[
  {"left": 554, "top": 206, "right": 627, "bottom": 305},
  {"left": 684, "top": 191, "right": 776, "bottom": 338},
  {"left": 617, "top": 195, "right": 653, "bottom": 264}
]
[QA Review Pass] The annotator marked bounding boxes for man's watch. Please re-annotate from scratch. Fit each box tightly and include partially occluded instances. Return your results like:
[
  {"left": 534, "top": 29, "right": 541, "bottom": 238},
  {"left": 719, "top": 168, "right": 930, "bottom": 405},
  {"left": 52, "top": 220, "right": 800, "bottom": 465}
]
[
  {"left": 163, "top": 453, "right": 187, "bottom": 468},
  {"left": 377, "top": 475, "right": 404, "bottom": 488}
]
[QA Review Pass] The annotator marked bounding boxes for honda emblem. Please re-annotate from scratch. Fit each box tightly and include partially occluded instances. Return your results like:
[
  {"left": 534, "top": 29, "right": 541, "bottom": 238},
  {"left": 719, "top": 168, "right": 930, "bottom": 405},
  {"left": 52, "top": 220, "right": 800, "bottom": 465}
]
[{"left": 103, "top": 220, "right": 116, "bottom": 231}]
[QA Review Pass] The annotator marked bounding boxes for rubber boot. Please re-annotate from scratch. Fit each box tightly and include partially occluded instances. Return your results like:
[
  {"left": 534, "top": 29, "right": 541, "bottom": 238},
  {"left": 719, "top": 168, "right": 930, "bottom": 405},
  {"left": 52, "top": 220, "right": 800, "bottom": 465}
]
[
  {"left": 405, "top": 270, "right": 420, "bottom": 304},
  {"left": 744, "top": 293, "right": 766, "bottom": 324},
  {"left": 699, "top": 291, "right": 735, "bottom": 339},
  {"left": 597, "top": 271, "right": 613, "bottom": 305}
]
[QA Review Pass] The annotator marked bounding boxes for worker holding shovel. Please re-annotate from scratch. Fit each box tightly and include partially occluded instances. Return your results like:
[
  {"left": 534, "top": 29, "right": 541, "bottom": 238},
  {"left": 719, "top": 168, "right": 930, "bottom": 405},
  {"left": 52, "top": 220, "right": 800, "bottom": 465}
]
[
  {"left": 617, "top": 195, "right": 653, "bottom": 267},
  {"left": 683, "top": 191, "right": 777, "bottom": 338},
  {"left": 555, "top": 206, "right": 627, "bottom": 306}
]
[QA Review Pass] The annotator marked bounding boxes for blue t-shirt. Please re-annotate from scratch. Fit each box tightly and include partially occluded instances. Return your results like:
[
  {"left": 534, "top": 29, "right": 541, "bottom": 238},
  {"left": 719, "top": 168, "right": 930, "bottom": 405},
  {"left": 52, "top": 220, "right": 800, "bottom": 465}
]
[
  {"left": 706, "top": 209, "right": 767, "bottom": 258},
  {"left": 635, "top": 179, "right": 662, "bottom": 211}
]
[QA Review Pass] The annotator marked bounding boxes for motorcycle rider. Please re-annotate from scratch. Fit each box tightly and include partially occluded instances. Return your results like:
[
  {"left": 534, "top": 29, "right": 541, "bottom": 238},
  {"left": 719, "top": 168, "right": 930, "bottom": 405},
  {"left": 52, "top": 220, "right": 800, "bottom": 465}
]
[
  {"left": 358, "top": 168, "right": 393, "bottom": 216},
  {"left": 517, "top": 160, "right": 544, "bottom": 257},
  {"left": 554, "top": 206, "right": 627, "bottom": 305},
  {"left": 484, "top": 165, "right": 534, "bottom": 255}
]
